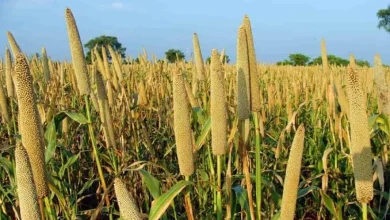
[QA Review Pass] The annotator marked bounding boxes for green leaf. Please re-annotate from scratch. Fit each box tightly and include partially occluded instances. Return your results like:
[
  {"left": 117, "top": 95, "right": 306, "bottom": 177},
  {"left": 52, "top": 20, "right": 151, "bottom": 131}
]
[
  {"left": 297, "top": 186, "right": 318, "bottom": 199},
  {"left": 139, "top": 169, "right": 161, "bottom": 199},
  {"left": 149, "top": 180, "right": 192, "bottom": 220},
  {"left": 233, "top": 185, "right": 251, "bottom": 220},
  {"left": 320, "top": 190, "right": 337, "bottom": 217},
  {"left": 378, "top": 113, "right": 390, "bottom": 135},
  {"left": 0, "top": 157, "right": 14, "bottom": 181},
  {"left": 230, "top": 188, "right": 237, "bottom": 218},
  {"left": 78, "top": 178, "right": 98, "bottom": 195},
  {"left": 195, "top": 117, "right": 211, "bottom": 152},
  {"left": 53, "top": 112, "right": 67, "bottom": 129},
  {"left": 368, "top": 114, "right": 379, "bottom": 129},
  {"left": 271, "top": 212, "right": 280, "bottom": 220},
  {"left": 64, "top": 112, "right": 88, "bottom": 124},
  {"left": 59, "top": 153, "right": 80, "bottom": 178},
  {"left": 192, "top": 107, "right": 205, "bottom": 124},
  {"left": 45, "top": 120, "right": 57, "bottom": 163},
  {"left": 368, "top": 205, "right": 379, "bottom": 220}
]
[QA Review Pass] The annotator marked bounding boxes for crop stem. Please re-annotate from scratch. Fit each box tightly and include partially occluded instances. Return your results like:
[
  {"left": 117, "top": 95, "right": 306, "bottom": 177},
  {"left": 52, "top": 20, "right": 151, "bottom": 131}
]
[{"left": 84, "top": 95, "right": 110, "bottom": 207}]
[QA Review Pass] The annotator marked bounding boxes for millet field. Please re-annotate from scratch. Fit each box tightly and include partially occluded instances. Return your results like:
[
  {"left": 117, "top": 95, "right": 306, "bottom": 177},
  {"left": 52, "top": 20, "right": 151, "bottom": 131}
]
[{"left": 0, "top": 7, "right": 389, "bottom": 220}]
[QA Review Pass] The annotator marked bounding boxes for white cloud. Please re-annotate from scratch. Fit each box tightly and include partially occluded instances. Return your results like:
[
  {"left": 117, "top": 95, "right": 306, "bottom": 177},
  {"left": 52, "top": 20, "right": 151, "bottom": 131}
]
[
  {"left": 111, "top": 2, "right": 125, "bottom": 10},
  {"left": 98, "top": 1, "right": 145, "bottom": 13}
]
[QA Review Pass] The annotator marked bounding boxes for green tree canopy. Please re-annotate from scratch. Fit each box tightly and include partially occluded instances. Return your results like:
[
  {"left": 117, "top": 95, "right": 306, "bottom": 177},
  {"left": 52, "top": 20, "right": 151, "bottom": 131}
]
[
  {"left": 165, "top": 49, "right": 185, "bottom": 63},
  {"left": 276, "top": 60, "right": 294, "bottom": 66},
  {"left": 309, "top": 55, "right": 349, "bottom": 66},
  {"left": 355, "top": 59, "right": 370, "bottom": 67},
  {"left": 377, "top": 5, "right": 390, "bottom": 33},
  {"left": 84, "top": 35, "right": 126, "bottom": 64},
  {"left": 277, "top": 53, "right": 371, "bottom": 67},
  {"left": 206, "top": 55, "right": 230, "bottom": 64},
  {"left": 276, "top": 53, "right": 309, "bottom": 66},
  {"left": 288, "top": 53, "right": 310, "bottom": 66}
]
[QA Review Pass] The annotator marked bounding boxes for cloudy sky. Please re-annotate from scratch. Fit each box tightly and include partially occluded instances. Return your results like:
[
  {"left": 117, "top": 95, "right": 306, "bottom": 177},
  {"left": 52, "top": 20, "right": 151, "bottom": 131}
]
[{"left": 0, "top": 0, "right": 389, "bottom": 64}]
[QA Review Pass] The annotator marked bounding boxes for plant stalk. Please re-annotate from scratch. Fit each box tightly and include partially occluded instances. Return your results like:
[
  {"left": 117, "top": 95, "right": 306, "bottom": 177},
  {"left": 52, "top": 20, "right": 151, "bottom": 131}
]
[{"left": 84, "top": 95, "right": 110, "bottom": 207}]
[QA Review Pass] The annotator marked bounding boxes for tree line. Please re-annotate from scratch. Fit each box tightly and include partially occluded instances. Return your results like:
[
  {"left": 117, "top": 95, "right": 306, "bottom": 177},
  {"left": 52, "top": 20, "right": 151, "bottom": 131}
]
[
  {"left": 81, "top": 35, "right": 229, "bottom": 64},
  {"left": 276, "top": 53, "right": 371, "bottom": 67}
]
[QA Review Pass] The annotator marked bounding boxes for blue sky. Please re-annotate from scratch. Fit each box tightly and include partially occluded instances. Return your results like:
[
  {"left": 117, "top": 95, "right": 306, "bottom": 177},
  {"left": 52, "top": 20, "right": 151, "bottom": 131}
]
[{"left": 0, "top": 0, "right": 389, "bottom": 64}]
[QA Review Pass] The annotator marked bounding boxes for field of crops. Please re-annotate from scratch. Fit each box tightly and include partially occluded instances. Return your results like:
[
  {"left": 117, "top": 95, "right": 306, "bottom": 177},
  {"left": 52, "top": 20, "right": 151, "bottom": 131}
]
[{"left": 0, "top": 7, "right": 389, "bottom": 220}]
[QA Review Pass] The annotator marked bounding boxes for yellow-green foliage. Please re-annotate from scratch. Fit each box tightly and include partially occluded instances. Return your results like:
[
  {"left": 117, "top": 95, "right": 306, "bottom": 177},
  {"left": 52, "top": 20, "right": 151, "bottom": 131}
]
[
  {"left": 280, "top": 124, "right": 305, "bottom": 220},
  {"left": 15, "top": 142, "right": 42, "bottom": 220},
  {"left": 172, "top": 67, "right": 194, "bottom": 176},
  {"left": 114, "top": 178, "right": 142, "bottom": 220},
  {"left": 65, "top": 8, "right": 91, "bottom": 95},
  {"left": 210, "top": 49, "right": 227, "bottom": 155},
  {"left": 236, "top": 25, "right": 250, "bottom": 120},
  {"left": 346, "top": 66, "right": 373, "bottom": 204},
  {"left": 14, "top": 53, "right": 48, "bottom": 198}
]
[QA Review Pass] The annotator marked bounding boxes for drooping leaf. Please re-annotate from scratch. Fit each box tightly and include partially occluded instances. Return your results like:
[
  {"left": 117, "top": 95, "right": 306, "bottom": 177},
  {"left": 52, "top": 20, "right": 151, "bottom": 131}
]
[
  {"left": 64, "top": 111, "right": 88, "bottom": 124},
  {"left": 59, "top": 153, "right": 80, "bottom": 178},
  {"left": 195, "top": 117, "right": 211, "bottom": 152},
  {"left": 139, "top": 169, "right": 161, "bottom": 199},
  {"left": 320, "top": 190, "right": 337, "bottom": 217},
  {"left": 149, "top": 180, "right": 192, "bottom": 220}
]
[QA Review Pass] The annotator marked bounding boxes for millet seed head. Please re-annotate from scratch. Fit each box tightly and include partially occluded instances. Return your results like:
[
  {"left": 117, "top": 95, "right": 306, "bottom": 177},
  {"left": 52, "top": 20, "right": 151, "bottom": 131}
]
[
  {"left": 172, "top": 67, "right": 195, "bottom": 176},
  {"left": 242, "top": 15, "right": 261, "bottom": 112},
  {"left": 321, "top": 38, "right": 328, "bottom": 74},
  {"left": 65, "top": 8, "right": 91, "bottom": 95},
  {"left": 14, "top": 53, "right": 48, "bottom": 198},
  {"left": 280, "top": 124, "right": 305, "bottom": 220},
  {"left": 193, "top": 33, "right": 205, "bottom": 81},
  {"left": 4, "top": 47, "right": 15, "bottom": 98},
  {"left": 373, "top": 54, "right": 390, "bottom": 115},
  {"left": 95, "top": 71, "right": 108, "bottom": 101},
  {"left": 7, "top": 31, "right": 22, "bottom": 58},
  {"left": 107, "top": 44, "right": 124, "bottom": 82},
  {"left": 114, "top": 178, "right": 142, "bottom": 220},
  {"left": 41, "top": 47, "right": 51, "bottom": 82},
  {"left": 210, "top": 49, "right": 227, "bottom": 155},
  {"left": 15, "top": 142, "right": 42, "bottom": 220},
  {"left": 236, "top": 25, "right": 250, "bottom": 120},
  {"left": 0, "top": 80, "right": 10, "bottom": 123},
  {"left": 346, "top": 66, "right": 373, "bottom": 204}
]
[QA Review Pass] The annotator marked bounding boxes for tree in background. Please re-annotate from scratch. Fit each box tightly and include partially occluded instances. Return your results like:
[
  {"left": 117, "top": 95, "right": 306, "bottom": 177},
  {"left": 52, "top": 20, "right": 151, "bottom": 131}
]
[
  {"left": 276, "top": 60, "right": 294, "bottom": 66},
  {"left": 84, "top": 35, "right": 126, "bottom": 63},
  {"left": 309, "top": 55, "right": 349, "bottom": 66},
  {"left": 377, "top": 5, "right": 390, "bottom": 33},
  {"left": 276, "top": 53, "right": 309, "bottom": 66},
  {"left": 206, "top": 55, "right": 230, "bottom": 64},
  {"left": 288, "top": 53, "right": 310, "bottom": 66},
  {"left": 355, "top": 59, "right": 370, "bottom": 67},
  {"left": 165, "top": 49, "right": 185, "bottom": 63},
  {"left": 277, "top": 54, "right": 371, "bottom": 67}
]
